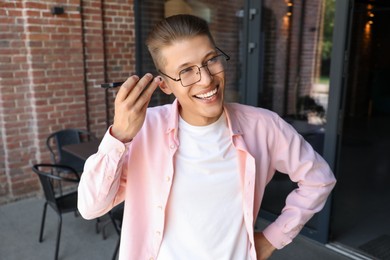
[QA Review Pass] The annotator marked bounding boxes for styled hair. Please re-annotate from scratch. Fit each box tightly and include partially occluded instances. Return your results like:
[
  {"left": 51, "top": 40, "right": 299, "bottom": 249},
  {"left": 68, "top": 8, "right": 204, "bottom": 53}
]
[{"left": 146, "top": 14, "right": 216, "bottom": 69}]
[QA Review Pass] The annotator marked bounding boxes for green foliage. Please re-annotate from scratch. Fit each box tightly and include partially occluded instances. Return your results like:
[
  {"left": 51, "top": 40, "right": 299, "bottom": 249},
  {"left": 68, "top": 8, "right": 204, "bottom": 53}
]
[{"left": 322, "top": 0, "right": 335, "bottom": 60}]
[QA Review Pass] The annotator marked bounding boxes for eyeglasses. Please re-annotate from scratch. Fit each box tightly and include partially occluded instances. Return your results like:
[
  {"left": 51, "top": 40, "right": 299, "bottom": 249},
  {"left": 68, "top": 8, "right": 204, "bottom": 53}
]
[{"left": 158, "top": 47, "right": 230, "bottom": 87}]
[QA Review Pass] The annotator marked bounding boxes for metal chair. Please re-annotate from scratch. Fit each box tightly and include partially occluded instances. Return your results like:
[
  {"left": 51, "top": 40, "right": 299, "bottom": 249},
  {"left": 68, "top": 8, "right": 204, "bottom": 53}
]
[
  {"left": 46, "top": 128, "right": 97, "bottom": 173},
  {"left": 32, "top": 164, "right": 80, "bottom": 260}
]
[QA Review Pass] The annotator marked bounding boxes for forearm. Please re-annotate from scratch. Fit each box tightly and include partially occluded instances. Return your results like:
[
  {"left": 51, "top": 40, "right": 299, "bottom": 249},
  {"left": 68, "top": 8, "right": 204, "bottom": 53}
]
[
  {"left": 77, "top": 130, "right": 128, "bottom": 219},
  {"left": 263, "top": 162, "right": 336, "bottom": 248}
]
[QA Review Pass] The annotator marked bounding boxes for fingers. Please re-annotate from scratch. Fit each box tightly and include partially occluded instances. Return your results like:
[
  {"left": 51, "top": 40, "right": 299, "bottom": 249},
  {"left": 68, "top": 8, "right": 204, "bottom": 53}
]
[
  {"left": 115, "top": 73, "right": 160, "bottom": 109},
  {"left": 138, "top": 76, "right": 160, "bottom": 110},
  {"left": 115, "top": 75, "right": 140, "bottom": 103},
  {"left": 142, "top": 76, "right": 160, "bottom": 99},
  {"left": 130, "top": 75, "right": 160, "bottom": 110}
]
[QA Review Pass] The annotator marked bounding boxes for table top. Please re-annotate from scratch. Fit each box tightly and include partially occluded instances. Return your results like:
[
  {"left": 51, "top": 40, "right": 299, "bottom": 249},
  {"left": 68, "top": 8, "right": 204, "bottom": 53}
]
[{"left": 62, "top": 139, "right": 100, "bottom": 161}]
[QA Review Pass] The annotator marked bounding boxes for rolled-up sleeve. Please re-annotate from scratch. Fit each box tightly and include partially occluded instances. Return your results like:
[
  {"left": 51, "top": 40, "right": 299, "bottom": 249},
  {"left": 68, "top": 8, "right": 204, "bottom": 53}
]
[{"left": 77, "top": 127, "right": 129, "bottom": 220}]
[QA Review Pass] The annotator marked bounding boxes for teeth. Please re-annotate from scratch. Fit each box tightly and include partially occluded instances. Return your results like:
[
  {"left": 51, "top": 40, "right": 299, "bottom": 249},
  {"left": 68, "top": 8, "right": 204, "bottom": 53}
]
[{"left": 196, "top": 88, "right": 217, "bottom": 99}]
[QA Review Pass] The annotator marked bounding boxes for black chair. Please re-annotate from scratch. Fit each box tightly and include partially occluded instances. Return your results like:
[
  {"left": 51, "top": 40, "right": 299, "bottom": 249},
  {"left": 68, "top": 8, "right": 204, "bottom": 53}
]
[
  {"left": 32, "top": 164, "right": 80, "bottom": 260},
  {"left": 109, "top": 203, "right": 124, "bottom": 260},
  {"left": 46, "top": 129, "right": 104, "bottom": 232},
  {"left": 46, "top": 128, "right": 97, "bottom": 173}
]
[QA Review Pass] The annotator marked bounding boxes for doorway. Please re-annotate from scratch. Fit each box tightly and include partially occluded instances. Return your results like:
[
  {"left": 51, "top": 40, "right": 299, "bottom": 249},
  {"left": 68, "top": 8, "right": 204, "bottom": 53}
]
[{"left": 330, "top": 0, "right": 390, "bottom": 259}]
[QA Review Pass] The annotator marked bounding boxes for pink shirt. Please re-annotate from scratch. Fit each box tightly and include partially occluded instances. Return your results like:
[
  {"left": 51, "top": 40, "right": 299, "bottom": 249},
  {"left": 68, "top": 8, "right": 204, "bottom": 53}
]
[{"left": 78, "top": 100, "right": 336, "bottom": 260}]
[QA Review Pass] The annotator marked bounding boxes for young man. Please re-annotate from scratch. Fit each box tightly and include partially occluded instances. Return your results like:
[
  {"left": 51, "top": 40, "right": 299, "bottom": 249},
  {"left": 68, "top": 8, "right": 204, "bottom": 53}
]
[{"left": 78, "top": 14, "right": 336, "bottom": 260}]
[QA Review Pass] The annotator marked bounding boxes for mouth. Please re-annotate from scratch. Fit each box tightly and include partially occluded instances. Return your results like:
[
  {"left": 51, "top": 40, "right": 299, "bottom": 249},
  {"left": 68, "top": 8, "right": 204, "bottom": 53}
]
[{"left": 194, "top": 86, "right": 218, "bottom": 100}]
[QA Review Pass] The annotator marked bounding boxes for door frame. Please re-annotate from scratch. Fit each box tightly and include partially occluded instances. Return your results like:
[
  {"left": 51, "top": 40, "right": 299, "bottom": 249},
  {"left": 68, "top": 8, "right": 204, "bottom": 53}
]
[
  {"left": 323, "top": 0, "right": 352, "bottom": 172},
  {"left": 240, "top": 0, "right": 264, "bottom": 106}
]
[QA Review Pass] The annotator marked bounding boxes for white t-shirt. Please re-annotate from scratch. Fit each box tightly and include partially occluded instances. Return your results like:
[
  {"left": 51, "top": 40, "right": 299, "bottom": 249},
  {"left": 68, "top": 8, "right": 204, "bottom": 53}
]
[{"left": 158, "top": 113, "right": 250, "bottom": 260}]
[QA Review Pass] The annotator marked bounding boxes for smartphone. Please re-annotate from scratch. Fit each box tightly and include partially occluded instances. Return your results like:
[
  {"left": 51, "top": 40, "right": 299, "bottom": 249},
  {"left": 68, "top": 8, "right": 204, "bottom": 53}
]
[{"left": 100, "top": 82, "right": 124, "bottom": 89}]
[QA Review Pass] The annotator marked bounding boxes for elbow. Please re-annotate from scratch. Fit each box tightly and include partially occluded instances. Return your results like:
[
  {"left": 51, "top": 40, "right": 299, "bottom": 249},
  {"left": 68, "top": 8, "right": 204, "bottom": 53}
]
[
  {"left": 77, "top": 198, "right": 97, "bottom": 220},
  {"left": 77, "top": 191, "right": 104, "bottom": 220}
]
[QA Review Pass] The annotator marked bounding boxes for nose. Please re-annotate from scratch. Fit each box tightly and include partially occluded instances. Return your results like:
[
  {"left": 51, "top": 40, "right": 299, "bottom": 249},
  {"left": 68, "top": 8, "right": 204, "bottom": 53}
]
[{"left": 197, "top": 66, "right": 213, "bottom": 86}]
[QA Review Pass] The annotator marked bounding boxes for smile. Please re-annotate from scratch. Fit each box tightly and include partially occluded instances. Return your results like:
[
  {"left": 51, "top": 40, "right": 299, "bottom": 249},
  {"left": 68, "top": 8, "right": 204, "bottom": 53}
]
[{"left": 194, "top": 87, "right": 218, "bottom": 99}]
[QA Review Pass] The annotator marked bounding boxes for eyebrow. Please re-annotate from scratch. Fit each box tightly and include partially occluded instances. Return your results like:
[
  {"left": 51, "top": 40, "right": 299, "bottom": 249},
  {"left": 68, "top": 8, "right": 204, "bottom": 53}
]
[{"left": 175, "top": 49, "right": 218, "bottom": 72}]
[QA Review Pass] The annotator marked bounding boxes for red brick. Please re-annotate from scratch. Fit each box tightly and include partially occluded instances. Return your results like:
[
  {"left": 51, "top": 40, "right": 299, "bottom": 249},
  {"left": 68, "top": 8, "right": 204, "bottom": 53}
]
[{"left": 24, "top": 2, "right": 48, "bottom": 10}]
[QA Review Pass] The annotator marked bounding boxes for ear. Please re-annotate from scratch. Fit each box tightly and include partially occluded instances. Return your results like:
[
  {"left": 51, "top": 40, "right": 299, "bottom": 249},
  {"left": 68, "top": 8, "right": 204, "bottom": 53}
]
[{"left": 158, "top": 78, "right": 173, "bottom": 95}]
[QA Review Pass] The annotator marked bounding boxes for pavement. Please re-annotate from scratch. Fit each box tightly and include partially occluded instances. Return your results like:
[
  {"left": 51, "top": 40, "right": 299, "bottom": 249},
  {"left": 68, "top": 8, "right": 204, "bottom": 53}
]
[{"left": 0, "top": 197, "right": 355, "bottom": 260}]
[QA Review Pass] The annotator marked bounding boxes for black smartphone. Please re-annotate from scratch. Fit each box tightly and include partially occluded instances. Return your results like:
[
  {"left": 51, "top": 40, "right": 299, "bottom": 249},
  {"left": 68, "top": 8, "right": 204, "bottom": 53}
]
[{"left": 100, "top": 82, "right": 124, "bottom": 89}]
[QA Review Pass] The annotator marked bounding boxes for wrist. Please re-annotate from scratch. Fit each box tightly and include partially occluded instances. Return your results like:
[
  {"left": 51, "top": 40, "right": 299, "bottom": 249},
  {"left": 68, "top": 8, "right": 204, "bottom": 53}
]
[{"left": 110, "top": 126, "right": 133, "bottom": 143}]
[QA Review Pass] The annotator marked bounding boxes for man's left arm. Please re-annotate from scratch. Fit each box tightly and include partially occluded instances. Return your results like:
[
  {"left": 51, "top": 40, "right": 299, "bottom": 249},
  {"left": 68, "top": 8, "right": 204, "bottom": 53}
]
[{"left": 262, "top": 116, "right": 337, "bottom": 250}]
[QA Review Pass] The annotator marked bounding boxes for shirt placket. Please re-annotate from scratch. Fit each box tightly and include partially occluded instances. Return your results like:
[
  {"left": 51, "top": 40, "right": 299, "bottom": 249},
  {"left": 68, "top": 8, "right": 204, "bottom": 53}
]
[{"left": 152, "top": 133, "right": 177, "bottom": 257}]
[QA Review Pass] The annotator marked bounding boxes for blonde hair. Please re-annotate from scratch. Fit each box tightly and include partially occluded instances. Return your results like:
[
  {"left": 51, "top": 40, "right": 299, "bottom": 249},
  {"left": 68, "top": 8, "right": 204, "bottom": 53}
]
[{"left": 146, "top": 14, "right": 215, "bottom": 69}]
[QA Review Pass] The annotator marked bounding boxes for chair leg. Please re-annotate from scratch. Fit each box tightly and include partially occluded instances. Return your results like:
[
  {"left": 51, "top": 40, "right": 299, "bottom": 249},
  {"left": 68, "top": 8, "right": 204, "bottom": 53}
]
[
  {"left": 112, "top": 237, "right": 120, "bottom": 260},
  {"left": 55, "top": 214, "right": 62, "bottom": 260},
  {"left": 39, "top": 202, "right": 48, "bottom": 242}
]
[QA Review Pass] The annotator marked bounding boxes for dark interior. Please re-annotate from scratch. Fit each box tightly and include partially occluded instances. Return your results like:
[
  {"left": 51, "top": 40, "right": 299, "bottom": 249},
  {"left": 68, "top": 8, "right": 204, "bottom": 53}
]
[{"left": 330, "top": 0, "right": 390, "bottom": 257}]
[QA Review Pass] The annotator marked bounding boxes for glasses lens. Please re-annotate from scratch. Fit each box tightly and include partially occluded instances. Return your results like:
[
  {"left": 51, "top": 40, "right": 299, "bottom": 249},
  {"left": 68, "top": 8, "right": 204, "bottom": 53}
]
[
  {"left": 178, "top": 55, "right": 228, "bottom": 87},
  {"left": 207, "top": 55, "right": 227, "bottom": 75},
  {"left": 180, "top": 66, "right": 200, "bottom": 87}
]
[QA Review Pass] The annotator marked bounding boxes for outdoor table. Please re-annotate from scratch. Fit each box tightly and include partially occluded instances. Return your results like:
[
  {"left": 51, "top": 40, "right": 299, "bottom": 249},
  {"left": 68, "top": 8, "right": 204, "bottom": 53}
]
[{"left": 61, "top": 139, "right": 100, "bottom": 161}]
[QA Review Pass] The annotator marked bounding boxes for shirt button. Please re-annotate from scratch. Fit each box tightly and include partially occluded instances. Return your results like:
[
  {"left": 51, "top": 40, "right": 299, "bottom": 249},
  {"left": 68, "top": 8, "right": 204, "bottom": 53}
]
[
  {"left": 281, "top": 242, "right": 287, "bottom": 247},
  {"left": 107, "top": 175, "right": 113, "bottom": 180},
  {"left": 166, "top": 176, "right": 171, "bottom": 182},
  {"left": 170, "top": 144, "right": 175, "bottom": 149},
  {"left": 157, "top": 205, "right": 163, "bottom": 210},
  {"left": 156, "top": 231, "right": 161, "bottom": 236}
]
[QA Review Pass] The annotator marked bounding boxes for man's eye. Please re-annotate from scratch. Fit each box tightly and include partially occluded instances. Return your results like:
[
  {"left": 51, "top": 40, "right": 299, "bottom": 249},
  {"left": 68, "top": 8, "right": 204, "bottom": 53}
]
[
  {"left": 180, "top": 66, "right": 196, "bottom": 74},
  {"left": 207, "top": 56, "right": 219, "bottom": 64}
]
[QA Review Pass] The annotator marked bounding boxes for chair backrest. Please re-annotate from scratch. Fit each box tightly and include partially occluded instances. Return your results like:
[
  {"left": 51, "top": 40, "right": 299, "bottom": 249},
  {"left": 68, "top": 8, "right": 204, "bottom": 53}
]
[
  {"left": 32, "top": 164, "right": 80, "bottom": 210},
  {"left": 46, "top": 129, "right": 96, "bottom": 171}
]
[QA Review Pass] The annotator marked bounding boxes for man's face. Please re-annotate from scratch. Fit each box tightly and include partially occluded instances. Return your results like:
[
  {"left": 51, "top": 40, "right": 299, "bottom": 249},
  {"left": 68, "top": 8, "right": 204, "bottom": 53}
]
[{"left": 159, "top": 35, "right": 226, "bottom": 126}]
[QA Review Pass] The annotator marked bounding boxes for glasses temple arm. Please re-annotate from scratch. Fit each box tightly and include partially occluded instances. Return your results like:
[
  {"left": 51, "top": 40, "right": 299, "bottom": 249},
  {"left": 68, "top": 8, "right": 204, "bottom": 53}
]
[
  {"left": 215, "top": 46, "right": 230, "bottom": 60},
  {"left": 158, "top": 70, "right": 181, "bottom": 81}
]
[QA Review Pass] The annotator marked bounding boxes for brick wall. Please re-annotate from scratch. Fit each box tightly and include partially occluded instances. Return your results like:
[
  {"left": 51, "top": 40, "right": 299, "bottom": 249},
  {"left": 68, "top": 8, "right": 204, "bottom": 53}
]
[
  {"left": 262, "top": 0, "right": 290, "bottom": 114},
  {"left": 0, "top": 0, "right": 135, "bottom": 204},
  {"left": 261, "top": 0, "right": 323, "bottom": 115},
  {"left": 102, "top": 0, "right": 136, "bottom": 124},
  {"left": 82, "top": 0, "right": 108, "bottom": 135}
]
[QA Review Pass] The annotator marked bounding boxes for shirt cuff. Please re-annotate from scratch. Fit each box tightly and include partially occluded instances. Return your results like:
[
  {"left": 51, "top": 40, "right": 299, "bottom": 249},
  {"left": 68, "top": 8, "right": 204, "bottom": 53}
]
[
  {"left": 262, "top": 221, "right": 302, "bottom": 249},
  {"left": 98, "top": 126, "right": 129, "bottom": 156}
]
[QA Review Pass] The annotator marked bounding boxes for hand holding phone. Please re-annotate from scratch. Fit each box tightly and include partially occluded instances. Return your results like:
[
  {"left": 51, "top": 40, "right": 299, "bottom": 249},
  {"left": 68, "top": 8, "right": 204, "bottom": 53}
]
[{"left": 110, "top": 74, "right": 161, "bottom": 143}]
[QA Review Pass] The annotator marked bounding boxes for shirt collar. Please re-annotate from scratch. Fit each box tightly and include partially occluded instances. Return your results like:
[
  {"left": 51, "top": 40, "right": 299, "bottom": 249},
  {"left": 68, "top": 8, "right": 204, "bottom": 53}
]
[
  {"left": 224, "top": 103, "right": 244, "bottom": 136},
  {"left": 167, "top": 100, "right": 243, "bottom": 137},
  {"left": 166, "top": 99, "right": 180, "bottom": 134}
]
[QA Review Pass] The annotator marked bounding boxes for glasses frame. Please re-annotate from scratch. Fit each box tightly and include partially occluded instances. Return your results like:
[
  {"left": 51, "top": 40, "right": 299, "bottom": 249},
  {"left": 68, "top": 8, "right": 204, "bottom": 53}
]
[{"left": 158, "top": 47, "right": 230, "bottom": 87}]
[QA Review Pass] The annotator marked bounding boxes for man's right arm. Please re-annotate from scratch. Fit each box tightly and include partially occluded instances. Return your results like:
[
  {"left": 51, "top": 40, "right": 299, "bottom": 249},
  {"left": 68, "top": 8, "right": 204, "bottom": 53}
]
[
  {"left": 77, "top": 129, "right": 129, "bottom": 220},
  {"left": 78, "top": 74, "right": 159, "bottom": 220}
]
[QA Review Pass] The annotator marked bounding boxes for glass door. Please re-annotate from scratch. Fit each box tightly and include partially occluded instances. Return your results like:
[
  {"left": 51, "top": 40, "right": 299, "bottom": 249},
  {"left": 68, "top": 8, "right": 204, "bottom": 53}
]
[{"left": 257, "top": 0, "right": 339, "bottom": 244}]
